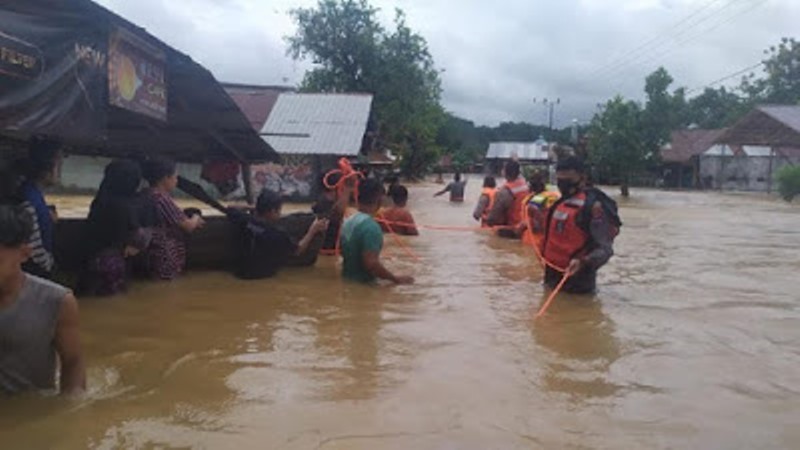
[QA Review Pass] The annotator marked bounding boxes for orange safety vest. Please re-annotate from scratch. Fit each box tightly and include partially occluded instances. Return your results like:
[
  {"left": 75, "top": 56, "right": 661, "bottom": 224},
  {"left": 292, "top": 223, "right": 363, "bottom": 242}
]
[
  {"left": 480, "top": 187, "right": 497, "bottom": 224},
  {"left": 542, "top": 192, "right": 590, "bottom": 269},
  {"left": 504, "top": 178, "right": 530, "bottom": 227}
]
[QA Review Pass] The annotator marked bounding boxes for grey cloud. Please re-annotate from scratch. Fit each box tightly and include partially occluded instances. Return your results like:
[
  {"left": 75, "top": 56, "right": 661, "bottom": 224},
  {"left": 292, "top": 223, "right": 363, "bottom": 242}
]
[{"left": 95, "top": 0, "right": 797, "bottom": 127}]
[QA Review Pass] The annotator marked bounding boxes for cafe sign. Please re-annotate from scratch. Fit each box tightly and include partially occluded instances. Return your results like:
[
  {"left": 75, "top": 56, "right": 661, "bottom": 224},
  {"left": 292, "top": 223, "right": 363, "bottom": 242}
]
[{"left": 108, "top": 28, "right": 167, "bottom": 121}]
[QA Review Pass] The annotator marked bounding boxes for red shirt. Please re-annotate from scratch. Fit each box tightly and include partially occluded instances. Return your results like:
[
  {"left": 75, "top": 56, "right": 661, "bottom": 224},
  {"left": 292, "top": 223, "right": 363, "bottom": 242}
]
[{"left": 377, "top": 207, "right": 419, "bottom": 236}]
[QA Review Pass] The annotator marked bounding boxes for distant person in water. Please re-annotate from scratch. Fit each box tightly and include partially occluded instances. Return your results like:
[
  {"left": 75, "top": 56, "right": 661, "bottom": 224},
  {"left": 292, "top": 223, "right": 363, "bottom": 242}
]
[
  {"left": 340, "top": 179, "right": 414, "bottom": 284},
  {"left": 79, "top": 160, "right": 152, "bottom": 296},
  {"left": 142, "top": 157, "right": 204, "bottom": 280},
  {"left": 0, "top": 205, "right": 85, "bottom": 396},
  {"left": 228, "top": 190, "right": 329, "bottom": 280},
  {"left": 18, "top": 137, "right": 62, "bottom": 279},
  {"left": 378, "top": 185, "right": 419, "bottom": 236},
  {"left": 434, "top": 173, "right": 467, "bottom": 202},
  {"left": 472, "top": 176, "right": 497, "bottom": 225}
]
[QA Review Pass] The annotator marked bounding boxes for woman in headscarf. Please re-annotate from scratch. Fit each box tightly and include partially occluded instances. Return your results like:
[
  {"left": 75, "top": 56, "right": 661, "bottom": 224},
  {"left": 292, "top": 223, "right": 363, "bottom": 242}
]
[{"left": 78, "top": 159, "right": 151, "bottom": 296}]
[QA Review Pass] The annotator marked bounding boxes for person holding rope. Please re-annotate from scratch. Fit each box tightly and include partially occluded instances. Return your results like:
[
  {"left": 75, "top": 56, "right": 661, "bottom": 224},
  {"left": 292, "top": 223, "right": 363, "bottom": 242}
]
[
  {"left": 540, "top": 157, "right": 620, "bottom": 295},
  {"left": 340, "top": 179, "right": 414, "bottom": 285}
]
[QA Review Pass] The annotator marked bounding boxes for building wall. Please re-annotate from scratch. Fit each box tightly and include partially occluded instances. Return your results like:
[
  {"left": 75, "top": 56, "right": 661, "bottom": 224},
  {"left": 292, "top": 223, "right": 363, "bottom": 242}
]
[
  {"left": 699, "top": 154, "right": 800, "bottom": 191},
  {"left": 248, "top": 155, "right": 341, "bottom": 202},
  {"left": 60, "top": 155, "right": 233, "bottom": 197}
]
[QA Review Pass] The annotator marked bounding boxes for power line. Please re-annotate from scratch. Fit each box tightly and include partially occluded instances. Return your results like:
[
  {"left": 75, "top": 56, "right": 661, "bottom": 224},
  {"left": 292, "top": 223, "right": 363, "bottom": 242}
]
[
  {"left": 589, "top": 0, "right": 724, "bottom": 78},
  {"left": 603, "top": 0, "right": 769, "bottom": 95},
  {"left": 595, "top": 0, "right": 754, "bottom": 82},
  {"left": 686, "top": 61, "right": 764, "bottom": 95}
]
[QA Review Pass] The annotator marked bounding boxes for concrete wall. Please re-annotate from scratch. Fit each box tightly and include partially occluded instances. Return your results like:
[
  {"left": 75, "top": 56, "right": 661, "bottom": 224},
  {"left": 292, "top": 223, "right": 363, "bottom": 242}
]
[
  {"left": 59, "top": 155, "right": 235, "bottom": 197},
  {"left": 699, "top": 154, "right": 800, "bottom": 192}
]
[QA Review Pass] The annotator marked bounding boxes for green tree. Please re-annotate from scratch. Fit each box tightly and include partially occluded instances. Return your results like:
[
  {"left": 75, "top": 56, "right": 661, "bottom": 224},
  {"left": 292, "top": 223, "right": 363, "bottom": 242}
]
[
  {"left": 742, "top": 37, "right": 800, "bottom": 105},
  {"left": 686, "top": 87, "right": 749, "bottom": 129},
  {"left": 776, "top": 165, "right": 800, "bottom": 202},
  {"left": 287, "top": 0, "right": 443, "bottom": 178},
  {"left": 588, "top": 96, "right": 650, "bottom": 197}
]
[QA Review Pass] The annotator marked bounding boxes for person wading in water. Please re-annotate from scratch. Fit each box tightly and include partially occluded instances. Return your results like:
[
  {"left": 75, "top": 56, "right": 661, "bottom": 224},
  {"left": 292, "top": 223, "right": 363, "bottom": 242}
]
[
  {"left": 340, "top": 179, "right": 414, "bottom": 285},
  {"left": 434, "top": 173, "right": 467, "bottom": 203},
  {"left": 540, "top": 156, "right": 620, "bottom": 294},
  {"left": 486, "top": 160, "right": 530, "bottom": 235},
  {"left": 0, "top": 205, "right": 86, "bottom": 396}
]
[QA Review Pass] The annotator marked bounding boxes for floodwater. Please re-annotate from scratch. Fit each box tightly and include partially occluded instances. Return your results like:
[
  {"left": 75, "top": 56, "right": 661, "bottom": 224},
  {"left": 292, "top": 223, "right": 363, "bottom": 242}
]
[{"left": 2, "top": 181, "right": 800, "bottom": 449}]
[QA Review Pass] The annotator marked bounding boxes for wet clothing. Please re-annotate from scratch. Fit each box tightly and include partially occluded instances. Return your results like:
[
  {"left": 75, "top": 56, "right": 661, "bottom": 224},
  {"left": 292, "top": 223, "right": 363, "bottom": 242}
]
[
  {"left": 541, "top": 190, "right": 615, "bottom": 294},
  {"left": 0, "top": 274, "right": 69, "bottom": 395},
  {"left": 473, "top": 188, "right": 496, "bottom": 224},
  {"left": 145, "top": 190, "right": 189, "bottom": 280},
  {"left": 228, "top": 209, "right": 297, "bottom": 280},
  {"left": 340, "top": 212, "right": 383, "bottom": 283},
  {"left": 442, "top": 181, "right": 467, "bottom": 202},
  {"left": 486, "top": 178, "right": 529, "bottom": 228},
  {"left": 20, "top": 182, "right": 54, "bottom": 278},
  {"left": 314, "top": 195, "right": 344, "bottom": 251},
  {"left": 79, "top": 194, "right": 153, "bottom": 296},
  {"left": 378, "top": 207, "right": 418, "bottom": 236}
]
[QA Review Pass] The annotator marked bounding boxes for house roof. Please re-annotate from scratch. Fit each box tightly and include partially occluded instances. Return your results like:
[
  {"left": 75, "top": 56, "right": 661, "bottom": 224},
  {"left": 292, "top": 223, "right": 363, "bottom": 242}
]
[
  {"left": 717, "top": 105, "right": 800, "bottom": 147},
  {"left": 222, "top": 83, "right": 295, "bottom": 131},
  {"left": 261, "top": 93, "right": 373, "bottom": 156},
  {"left": 486, "top": 142, "right": 549, "bottom": 160},
  {"left": 760, "top": 105, "right": 800, "bottom": 133},
  {"left": 662, "top": 129, "right": 726, "bottom": 163}
]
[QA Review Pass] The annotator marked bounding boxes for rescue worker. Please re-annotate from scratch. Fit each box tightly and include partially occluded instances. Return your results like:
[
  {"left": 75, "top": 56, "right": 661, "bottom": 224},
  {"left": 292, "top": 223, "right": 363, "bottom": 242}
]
[
  {"left": 486, "top": 160, "right": 530, "bottom": 235},
  {"left": 472, "top": 176, "right": 497, "bottom": 226},
  {"left": 540, "top": 156, "right": 619, "bottom": 294}
]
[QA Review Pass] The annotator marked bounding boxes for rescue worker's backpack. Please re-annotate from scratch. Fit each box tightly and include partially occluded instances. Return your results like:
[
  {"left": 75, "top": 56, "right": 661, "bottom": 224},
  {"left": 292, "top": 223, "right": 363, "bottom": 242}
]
[{"left": 577, "top": 187, "right": 622, "bottom": 240}]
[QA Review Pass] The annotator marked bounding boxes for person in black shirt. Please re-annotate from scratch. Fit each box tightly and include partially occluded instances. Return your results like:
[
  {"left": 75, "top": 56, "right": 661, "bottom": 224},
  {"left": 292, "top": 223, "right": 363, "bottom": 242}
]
[{"left": 229, "top": 190, "right": 329, "bottom": 280}]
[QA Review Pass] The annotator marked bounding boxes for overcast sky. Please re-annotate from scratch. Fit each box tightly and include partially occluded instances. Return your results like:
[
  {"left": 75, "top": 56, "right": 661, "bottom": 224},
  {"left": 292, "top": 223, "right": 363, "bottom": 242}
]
[{"left": 95, "top": 0, "right": 798, "bottom": 127}]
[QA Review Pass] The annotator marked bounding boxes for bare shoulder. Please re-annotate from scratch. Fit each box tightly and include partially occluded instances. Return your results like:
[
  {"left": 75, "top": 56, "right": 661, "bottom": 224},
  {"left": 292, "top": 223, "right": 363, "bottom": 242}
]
[{"left": 58, "top": 293, "right": 80, "bottom": 322}]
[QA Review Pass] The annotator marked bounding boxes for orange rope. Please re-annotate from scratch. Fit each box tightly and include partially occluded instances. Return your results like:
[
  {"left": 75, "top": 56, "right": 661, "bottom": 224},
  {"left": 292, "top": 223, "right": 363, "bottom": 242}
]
[{"left": 535, "top": 272, "right": 571, "bottom": 318}]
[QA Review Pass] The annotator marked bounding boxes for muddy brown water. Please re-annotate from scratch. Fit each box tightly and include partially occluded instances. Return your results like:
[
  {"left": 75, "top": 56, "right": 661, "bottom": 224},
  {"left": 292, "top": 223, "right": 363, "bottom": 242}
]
[{"left": 2, "top": 182, "right": 800, "bottom": 449}]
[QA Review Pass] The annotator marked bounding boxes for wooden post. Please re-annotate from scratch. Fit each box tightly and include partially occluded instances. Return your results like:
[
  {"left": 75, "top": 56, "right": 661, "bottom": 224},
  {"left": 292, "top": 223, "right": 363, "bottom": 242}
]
[
  {"left": 767, "top": 148, "right": 774, "bottom": 194},
  {"left": 242, "top": 163, "right": 255, "bottom": 205}
]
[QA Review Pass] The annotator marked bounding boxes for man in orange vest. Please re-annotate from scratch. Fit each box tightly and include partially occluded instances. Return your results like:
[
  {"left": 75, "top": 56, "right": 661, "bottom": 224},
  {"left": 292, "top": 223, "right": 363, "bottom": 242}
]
[
  {"left": 486, "top": 160, "right": 530, "bottom": 232},
  {"left": 541, "top": 157, "right": 620, "bottom": 294},
  {"left": 472, "top": 176, "right": 496, "bottom": 226}
]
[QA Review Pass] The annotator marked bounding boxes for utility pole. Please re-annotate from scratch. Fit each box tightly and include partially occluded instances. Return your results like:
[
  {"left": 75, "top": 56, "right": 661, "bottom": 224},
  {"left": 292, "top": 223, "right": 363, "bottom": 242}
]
[{"left": 533, "top": 98, "right": 561, "bottom": 136}]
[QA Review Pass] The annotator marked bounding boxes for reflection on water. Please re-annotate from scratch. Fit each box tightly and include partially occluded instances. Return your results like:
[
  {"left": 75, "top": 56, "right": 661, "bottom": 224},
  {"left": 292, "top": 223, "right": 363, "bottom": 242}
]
[{"left": 2, "top": 183, "right": 800, "bottom": 449}]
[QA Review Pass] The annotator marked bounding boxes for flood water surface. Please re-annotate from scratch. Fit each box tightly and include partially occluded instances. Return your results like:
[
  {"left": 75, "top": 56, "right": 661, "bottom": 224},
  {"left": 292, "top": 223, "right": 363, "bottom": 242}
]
[{"left": 2, "top": 184, "right": 800, "bottom": 449}]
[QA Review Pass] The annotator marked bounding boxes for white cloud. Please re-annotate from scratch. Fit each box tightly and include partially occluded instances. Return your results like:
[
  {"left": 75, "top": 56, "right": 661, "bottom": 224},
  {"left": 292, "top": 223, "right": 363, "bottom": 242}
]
[{"left": 96, "top": 0, "right": 798, "bottom": 127}]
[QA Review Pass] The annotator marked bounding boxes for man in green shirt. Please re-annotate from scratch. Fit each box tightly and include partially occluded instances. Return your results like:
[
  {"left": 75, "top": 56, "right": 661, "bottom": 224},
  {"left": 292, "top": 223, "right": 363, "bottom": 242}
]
[{"left": 340, "top": 179, "right": 414, "bottom": 285}]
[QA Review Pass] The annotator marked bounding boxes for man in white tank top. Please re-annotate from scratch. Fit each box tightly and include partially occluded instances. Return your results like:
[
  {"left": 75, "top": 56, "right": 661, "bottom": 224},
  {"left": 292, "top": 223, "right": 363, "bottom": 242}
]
[{"left": 0, "top": 205, "right": 85, "bottom": 396}]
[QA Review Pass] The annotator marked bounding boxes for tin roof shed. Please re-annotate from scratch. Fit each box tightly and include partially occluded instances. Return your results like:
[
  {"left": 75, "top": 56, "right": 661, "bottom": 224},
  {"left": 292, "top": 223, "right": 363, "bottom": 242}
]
[
  {"left": 486, "top": 142, "right": 549, "bottom": 161},
  {"left": 261, "top": 93, "right": 373, "bottom": 156}
]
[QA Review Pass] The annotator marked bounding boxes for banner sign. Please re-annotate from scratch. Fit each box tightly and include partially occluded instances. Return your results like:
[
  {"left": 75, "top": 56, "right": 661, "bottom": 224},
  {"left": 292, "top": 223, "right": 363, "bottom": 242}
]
[{"left": 108, "top": 29, "right": 167, "bottom": 121}]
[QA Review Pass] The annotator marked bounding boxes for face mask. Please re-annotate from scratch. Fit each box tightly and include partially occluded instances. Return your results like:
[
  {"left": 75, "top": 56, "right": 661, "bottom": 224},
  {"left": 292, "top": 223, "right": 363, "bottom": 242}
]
[{"left": 557, "top": 179, "right": 579, "bottom": 196}]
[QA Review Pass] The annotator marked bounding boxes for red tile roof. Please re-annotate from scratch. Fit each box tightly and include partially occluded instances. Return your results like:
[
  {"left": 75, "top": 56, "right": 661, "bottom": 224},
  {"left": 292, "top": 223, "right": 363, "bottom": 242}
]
[
  {"left": 662, "top": 129, "right": 727, "bottom": 163},
  {"left": 222, "top": 84, "right": 295, "bottom": 131}
]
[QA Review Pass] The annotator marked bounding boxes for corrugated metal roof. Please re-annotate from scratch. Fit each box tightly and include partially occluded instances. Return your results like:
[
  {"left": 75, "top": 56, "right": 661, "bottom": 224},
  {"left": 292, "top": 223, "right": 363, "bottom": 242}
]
[
  {"left": 759, "top": 105, "right": 800, "bottom": 134},
  {"left": 261, "top": 93, "right": 373, "bottom": 156},
  {"left": 742, "top": 145, "right": 772, "bottom": 157},
  {"left": 486, "top": 142, "right": 549, "bottom": 160},
  {"left": 223, "top": 84, "right": 295, "bottom": 131},
  {"left": 662, "top": 129, "right": 726, "bottom": 163}
]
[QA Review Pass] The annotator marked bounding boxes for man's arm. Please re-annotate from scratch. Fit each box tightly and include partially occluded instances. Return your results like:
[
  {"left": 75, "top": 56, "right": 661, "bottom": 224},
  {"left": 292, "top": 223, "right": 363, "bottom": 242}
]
[
  {"left": 434, "top": 183, "right": 452, "bottom": 197},
  {"left": 295, "top": 218, "right": 329, "bottom": 255},
  {"left": 55, "top": 293, "right": 86, "bottom": 396},
  {"left": 362, "top": 251, "right": 413, "bottom": 284},
  {"left": 486, "top": 188, "right": 512, "bottom": 226},
  {"left": 583, "top": 204, "right": 614, "bottom": 268},
  {"left": 472, "top": 194, "right": 489, "bottom": 221},
  {"left": 400, "top": 212, "right": 419, "bottom": 236},
  {"left": 568, "top": 203, "right": 614, "bottom": 275}
]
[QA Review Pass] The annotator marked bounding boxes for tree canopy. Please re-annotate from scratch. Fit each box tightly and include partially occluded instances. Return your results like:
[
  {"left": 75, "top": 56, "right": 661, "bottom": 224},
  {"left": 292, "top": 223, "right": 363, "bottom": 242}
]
[{"left": 288, "top": 0, "right": 443, "bottom": 177}]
